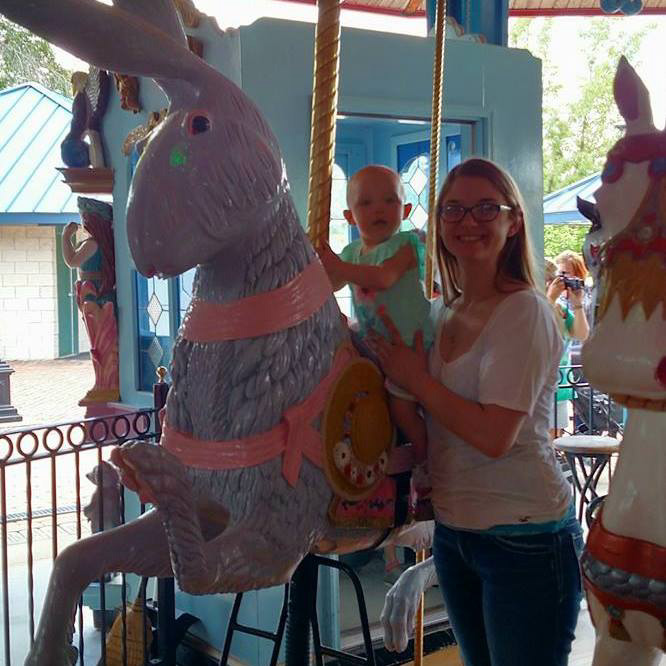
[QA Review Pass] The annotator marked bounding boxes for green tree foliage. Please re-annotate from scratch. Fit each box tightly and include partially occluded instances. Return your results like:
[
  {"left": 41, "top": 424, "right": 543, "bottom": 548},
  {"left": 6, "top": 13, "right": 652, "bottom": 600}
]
[
  {"left": 0, "top": 17, "right": 72, "bottom": 96},
  {"left": 510, "top": 17, "right": 653, "bottom": 257},
  {"left": 544, "top": 225, "right": 589, "bottom": 260},
  {"left": 510, "top": 18, "right": 651, "bottom": 195}
]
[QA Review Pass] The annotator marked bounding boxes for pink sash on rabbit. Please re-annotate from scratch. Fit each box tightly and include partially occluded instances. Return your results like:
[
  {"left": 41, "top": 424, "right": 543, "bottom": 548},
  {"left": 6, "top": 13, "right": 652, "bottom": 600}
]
[
  {"left": 181, "top": 259, "right": 332, "bottom": 342},
  {"left": 161, "top": 343, "right": 355, "bottom": 486}
]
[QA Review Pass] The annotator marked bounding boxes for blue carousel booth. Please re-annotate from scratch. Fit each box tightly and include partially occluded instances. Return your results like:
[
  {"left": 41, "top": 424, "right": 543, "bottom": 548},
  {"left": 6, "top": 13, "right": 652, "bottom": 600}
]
[{"left": 102, "top": 4, "right": 543, "bottom": 662}]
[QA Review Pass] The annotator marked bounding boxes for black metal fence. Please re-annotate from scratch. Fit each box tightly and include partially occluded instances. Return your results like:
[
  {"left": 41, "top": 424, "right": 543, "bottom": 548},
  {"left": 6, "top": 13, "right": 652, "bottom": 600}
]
[{"left": 553, "top": 364, "right": 625, "bottom": 436}]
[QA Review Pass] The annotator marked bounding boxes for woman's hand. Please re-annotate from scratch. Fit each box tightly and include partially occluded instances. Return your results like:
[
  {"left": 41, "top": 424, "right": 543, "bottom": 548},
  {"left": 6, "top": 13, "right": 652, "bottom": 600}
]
[
  {"left": 63, "top": 221, "right": 79, "bottom": 240},
  {"left": 567, "top": 285, "right": 589, "bottom": 341},
  {"left": 567, "top": 284, "right": 584, "bottom": 308},
  {"left": 368, "top": 307, "right": 428, "bottom": 396},
  {"left": 546, "top": 276, "right": 565, "bottom": 304}
]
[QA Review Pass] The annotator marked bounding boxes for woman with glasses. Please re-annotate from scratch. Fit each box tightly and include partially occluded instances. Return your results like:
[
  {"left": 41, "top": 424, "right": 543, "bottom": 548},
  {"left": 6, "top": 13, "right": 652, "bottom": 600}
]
[{"left": 372, "top": 158, "right": 582, "bottom": 666}]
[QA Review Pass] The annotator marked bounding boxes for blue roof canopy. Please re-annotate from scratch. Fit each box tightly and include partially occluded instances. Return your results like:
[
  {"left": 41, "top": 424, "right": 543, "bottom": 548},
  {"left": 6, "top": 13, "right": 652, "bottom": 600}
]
[
  {"left": 0, "top": 82, "right": 79, "bottom": 225},
  {"left": 543, "top": 172, "right": 600, "bottom": 226}
]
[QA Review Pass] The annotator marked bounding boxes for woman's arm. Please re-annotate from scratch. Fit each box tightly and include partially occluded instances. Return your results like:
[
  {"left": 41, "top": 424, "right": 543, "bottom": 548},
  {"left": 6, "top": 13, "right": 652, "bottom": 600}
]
[
  {"left": 566, "top": 288, "right": 589, "bottom": 341},
  {"left": 62, "top": 223, "right": 98, "bottom": 269},
  {"left": 371, "top": 308, "right": 537, "bottom": 459},
  {"left": 395, "top": 358, "right": 525, "bottom": 459}
]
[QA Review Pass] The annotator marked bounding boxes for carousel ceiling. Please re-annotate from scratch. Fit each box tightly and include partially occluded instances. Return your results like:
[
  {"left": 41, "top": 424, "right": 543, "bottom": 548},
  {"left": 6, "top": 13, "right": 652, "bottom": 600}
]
[{"left": 281, "top": 0, "right": 666, "bottom": 16}]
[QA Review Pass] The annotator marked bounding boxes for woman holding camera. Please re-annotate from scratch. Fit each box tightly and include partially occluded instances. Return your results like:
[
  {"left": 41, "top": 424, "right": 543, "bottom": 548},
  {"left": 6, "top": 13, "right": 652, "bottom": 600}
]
[
  {"left": 545, "top": 252, "right": 589, "bottom": 435},
  {"left": 547, "top": 251, "right": 589, "bottom": 342}
]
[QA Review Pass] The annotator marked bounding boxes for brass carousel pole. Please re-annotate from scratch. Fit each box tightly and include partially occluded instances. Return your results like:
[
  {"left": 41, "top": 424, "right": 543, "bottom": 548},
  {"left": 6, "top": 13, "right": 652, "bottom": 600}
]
[
  {"left": 416, "top": 3, "right": 447, "bottom": 666},
  {"left": 424, "top": 0, "right": 447, "bottom": 299},
  {"left": 306, "top": 0, "right": 342, "bottom": 251}
]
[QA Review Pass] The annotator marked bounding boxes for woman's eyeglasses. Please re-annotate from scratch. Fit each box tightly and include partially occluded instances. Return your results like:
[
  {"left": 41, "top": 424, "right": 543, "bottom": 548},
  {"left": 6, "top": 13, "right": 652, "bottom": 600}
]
[{"left": 440, "top": 202, "right": 513, "bottom": 224}]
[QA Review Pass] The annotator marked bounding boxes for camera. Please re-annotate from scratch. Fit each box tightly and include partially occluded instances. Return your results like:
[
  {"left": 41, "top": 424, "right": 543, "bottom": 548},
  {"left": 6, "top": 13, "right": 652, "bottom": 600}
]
[{"left": 559, "top": 273, "right": 584, "bottom": 291}]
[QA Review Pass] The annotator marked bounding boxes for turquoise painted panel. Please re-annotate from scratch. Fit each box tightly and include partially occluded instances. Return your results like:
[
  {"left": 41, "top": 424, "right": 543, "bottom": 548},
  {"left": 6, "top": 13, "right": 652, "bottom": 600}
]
[{"left": 239, "top": 19, "right": 543, "bottom": 257}]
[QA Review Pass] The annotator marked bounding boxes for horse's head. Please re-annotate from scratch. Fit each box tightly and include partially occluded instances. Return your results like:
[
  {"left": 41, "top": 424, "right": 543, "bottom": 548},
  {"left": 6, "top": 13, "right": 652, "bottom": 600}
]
[{"left": 581, "top": 57, "right": 666, "bottom": 404}]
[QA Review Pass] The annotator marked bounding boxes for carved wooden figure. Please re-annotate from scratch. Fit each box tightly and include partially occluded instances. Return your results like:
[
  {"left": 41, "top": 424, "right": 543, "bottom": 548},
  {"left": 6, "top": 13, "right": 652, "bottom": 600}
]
[
  {"left": 62, "top": 197, "right": 119, "bottom": 406},
  {"left": 0, "top": 2, "right": 430, "bottom": 664},
  {"left": 61, "top": 67, "right": 110, "bottom": 168},
  {"left": 580, "top": 56, "right": 666, "bottom": 666}
]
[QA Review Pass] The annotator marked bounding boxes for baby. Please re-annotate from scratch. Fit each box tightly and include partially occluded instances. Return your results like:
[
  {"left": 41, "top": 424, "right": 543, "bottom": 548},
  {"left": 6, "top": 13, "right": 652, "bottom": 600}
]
[{"left": 319, "top": 164, "right": 433, "bottom": 463}]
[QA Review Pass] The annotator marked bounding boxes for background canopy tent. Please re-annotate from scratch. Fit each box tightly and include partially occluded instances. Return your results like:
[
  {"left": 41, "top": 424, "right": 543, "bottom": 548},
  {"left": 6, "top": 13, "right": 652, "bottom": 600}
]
[{"left": 543, "top": 172, "right": 600, "bottom": 226}]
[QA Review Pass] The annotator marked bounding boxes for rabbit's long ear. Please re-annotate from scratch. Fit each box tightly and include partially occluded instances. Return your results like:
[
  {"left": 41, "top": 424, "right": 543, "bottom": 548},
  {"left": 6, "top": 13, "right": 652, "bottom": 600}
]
[
  {"left": 0, "top": 0, "right": 205, "bottom": 92},
  {"left": 113, "top": 0, "right": 187, "bottom": 47}
]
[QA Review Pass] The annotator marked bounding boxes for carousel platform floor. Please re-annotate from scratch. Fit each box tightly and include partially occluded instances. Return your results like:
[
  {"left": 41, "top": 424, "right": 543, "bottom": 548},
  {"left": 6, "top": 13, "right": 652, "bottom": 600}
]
[{"left": 4, "top": 558, "right": 103, "bottom": 666}]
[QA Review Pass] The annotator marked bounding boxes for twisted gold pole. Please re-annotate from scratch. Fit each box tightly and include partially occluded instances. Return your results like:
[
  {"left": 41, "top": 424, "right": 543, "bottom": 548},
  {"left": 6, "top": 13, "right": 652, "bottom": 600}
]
[
  {"left": 416, "top": 5, "right": 447, "bottom": 664},
  {"left": 425, "top": 0, "right": 447, "bottom": 299},
  {"left": 306, "top": 0, "right": 342, "bottom": 250}
]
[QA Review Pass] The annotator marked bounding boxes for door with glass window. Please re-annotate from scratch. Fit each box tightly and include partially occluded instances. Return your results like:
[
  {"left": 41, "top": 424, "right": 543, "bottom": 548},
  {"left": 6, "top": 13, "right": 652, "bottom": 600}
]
[{"left": 330, "top": 114, "right": 476, "bottom": 650}]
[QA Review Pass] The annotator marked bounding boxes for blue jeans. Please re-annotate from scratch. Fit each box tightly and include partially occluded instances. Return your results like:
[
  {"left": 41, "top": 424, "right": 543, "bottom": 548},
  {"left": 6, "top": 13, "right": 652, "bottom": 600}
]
[{"left": 433, "top": 520, "right": 583, "bottom": 666}]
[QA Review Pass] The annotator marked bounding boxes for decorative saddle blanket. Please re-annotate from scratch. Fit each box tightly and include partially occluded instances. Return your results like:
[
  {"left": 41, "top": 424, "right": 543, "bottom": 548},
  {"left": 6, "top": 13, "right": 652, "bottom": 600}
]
[
  {"left": 583, "top": 511, "right": 666, "bottom": 643},
  {"left": 163, "top": 258, "right": 425, "bottom": 529}
]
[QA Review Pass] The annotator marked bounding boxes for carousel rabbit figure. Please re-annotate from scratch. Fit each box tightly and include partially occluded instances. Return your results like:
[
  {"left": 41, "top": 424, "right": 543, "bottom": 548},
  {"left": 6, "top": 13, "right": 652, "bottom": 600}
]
[
  {"left": 579, "top": 56, "right": 666, "bottom": 666},
  {"left": 0, "top": 2, "right": 429, "bottom": 664}
]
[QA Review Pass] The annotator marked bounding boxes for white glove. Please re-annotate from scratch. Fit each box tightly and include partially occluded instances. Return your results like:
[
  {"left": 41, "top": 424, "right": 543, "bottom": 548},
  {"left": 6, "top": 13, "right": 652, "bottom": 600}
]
[
  {"left": 391, "top": 520, "right": 434, "bottom": 551},
  {"left": 380, "top": 556, "right": 438, "bottom": 653}
]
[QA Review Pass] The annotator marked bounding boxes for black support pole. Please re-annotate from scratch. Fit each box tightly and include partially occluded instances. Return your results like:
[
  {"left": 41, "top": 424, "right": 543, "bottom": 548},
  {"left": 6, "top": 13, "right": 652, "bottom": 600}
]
[
  {"left": 285, "top": 555, "right": 319, "bottom": 666},
  {"left": 152, "top": 367, "right": 177, "bottom": 666}
]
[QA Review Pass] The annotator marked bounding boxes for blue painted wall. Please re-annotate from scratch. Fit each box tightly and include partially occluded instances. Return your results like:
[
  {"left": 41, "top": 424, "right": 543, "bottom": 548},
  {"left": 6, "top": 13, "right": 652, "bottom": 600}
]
[
  {"left": 239, "top": 18, "right": 543, "bottom": 263},
  {"left": 102, "top": 14, "right": 543, "bottom": 663},
  {"left": 430, "top": 0, "right": 510, "bottom": 45}
]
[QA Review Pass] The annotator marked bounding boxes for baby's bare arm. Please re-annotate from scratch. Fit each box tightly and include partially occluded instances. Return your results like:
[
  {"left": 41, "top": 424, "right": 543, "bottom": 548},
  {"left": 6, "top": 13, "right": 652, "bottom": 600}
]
[{"left": 325, "top": 242, "right": 416, "bottom": 292}]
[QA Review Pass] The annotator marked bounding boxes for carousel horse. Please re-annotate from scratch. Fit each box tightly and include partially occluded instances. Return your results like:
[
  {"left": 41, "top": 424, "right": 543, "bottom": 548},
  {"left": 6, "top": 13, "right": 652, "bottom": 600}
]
[
  {"left": 0, "top": 2, "right": 430, "bottom": 664},
  {"left": 579, "top": 56, "right": 666, "bottom": 666}
]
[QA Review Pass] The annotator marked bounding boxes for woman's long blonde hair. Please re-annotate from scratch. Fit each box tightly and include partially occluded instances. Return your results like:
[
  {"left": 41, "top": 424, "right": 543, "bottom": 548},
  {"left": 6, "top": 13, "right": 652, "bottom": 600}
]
[{"left": 435, "top": 158, "right": 537, "bottom": 305}]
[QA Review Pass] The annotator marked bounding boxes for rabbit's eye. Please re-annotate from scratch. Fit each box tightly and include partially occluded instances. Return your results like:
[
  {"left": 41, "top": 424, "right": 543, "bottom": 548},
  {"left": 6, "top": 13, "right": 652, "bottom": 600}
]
[{"left": 189, "top": 114, "right": 210, "bottom": 135}]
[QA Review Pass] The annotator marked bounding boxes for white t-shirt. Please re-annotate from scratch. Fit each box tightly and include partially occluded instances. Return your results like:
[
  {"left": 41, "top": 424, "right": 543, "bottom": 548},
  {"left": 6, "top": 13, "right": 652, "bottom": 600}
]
[{"left": 426, "top": 289, "right": 572, "bottom": 530}]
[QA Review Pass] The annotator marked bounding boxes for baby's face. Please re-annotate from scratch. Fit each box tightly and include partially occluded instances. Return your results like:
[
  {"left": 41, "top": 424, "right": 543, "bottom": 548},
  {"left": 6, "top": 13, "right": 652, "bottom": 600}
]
[{"left": 347, "top": 169, "right": 406, "bottom": 248}]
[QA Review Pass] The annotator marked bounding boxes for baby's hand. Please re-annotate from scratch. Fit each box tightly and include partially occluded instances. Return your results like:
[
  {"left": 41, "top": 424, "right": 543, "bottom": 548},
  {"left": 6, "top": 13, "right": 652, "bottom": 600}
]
[{"left": 317, "top": 241, "right": 346, "bottom": 286}]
